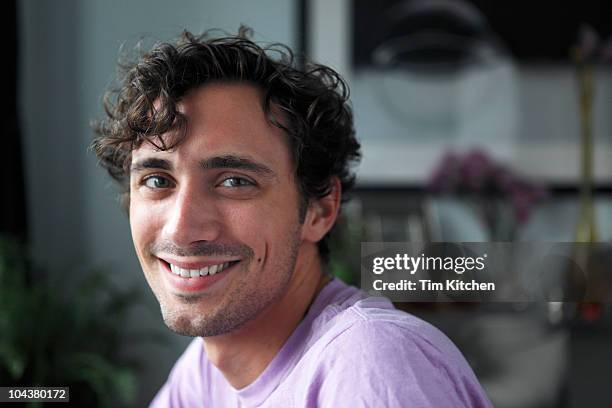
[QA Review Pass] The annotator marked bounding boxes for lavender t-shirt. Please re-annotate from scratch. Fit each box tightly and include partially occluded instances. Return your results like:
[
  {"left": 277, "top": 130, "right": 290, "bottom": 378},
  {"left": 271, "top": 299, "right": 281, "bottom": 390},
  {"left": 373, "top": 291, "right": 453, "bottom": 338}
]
[{"left": 151, "top": 279, "right": 492, "bottom": 407}]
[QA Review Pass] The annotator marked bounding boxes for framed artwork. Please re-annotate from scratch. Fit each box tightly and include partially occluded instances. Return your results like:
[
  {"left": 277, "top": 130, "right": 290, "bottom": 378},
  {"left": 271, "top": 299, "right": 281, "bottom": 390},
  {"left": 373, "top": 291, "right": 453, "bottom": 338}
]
[{"left": 300, "top": 0, "right": 612, "bottom": 187}]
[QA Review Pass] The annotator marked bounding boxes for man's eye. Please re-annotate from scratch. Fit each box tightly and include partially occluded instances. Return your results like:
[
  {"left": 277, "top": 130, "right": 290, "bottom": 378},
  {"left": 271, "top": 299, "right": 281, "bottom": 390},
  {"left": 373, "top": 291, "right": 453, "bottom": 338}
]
[
  {"left": 143, "top": 176, "right": 172, "bottom": 189},
  {"left": 219, "top": 177, "right": 254, "bottom": 188}
]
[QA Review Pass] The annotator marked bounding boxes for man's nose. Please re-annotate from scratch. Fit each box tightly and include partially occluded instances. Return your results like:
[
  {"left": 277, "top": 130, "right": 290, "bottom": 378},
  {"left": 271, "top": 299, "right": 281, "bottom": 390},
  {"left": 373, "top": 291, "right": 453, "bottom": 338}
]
[{"left": 161, "top": 184, "right": 222, "bottom": 247}]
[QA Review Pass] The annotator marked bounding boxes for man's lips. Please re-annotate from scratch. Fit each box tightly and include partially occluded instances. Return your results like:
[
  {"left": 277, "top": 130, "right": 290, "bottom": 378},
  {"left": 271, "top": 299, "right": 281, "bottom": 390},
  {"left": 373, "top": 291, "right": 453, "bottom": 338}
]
[
  {"left": 158, "top": 257, "right": 241, "bottom": 293},
  {"left": 159, "top": 256, "right": 242, "bottom": 270}
]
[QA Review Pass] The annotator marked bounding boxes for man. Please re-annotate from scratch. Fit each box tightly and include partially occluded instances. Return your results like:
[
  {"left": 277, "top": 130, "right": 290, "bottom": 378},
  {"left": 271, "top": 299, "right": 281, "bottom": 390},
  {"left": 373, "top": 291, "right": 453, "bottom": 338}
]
[{"left": 92, "top": 27, "right": 492, "bottom": 407}]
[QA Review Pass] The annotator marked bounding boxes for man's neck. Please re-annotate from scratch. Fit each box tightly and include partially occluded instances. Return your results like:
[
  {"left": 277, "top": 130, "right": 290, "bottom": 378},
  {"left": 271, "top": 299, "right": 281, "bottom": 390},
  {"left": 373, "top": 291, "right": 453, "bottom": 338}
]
[{"left": 201, "top": 245, "right": 330, "bottom": 389}]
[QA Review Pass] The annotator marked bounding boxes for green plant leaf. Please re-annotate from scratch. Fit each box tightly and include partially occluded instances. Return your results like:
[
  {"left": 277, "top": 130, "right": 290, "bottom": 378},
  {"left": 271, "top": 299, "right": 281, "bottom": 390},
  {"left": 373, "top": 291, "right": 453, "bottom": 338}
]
[{"left": 0, "top": 343, "right": 26, "bottom": 379}]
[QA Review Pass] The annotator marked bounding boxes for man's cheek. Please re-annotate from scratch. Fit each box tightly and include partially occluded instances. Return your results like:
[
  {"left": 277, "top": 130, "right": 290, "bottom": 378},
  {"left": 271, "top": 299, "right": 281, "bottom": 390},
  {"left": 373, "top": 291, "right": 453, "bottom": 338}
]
[
  {"left": 236, "top": 219, "right": 269, "bottom": 260},
  {"left": 130, "top": 206, "right": 155, "bottom": 255}
]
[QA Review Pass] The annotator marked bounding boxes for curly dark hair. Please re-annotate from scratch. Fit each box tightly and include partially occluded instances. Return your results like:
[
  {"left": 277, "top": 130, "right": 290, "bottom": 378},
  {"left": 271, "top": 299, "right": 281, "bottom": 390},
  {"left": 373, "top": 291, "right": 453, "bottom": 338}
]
[{"left": 91, "top": 26, "right": 361, "bottom": 262}]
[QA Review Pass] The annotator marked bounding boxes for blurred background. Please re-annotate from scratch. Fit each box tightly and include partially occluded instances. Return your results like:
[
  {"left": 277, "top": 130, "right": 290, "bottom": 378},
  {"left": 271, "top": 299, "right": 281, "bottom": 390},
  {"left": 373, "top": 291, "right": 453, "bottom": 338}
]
[{"left": 2, "top": 0, "right": 612, "bottom": 406}]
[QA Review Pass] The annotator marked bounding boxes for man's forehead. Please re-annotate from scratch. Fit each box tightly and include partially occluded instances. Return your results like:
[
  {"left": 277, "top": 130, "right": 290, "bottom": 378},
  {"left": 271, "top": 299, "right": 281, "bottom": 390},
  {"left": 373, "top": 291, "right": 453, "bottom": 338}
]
[
  {"left": 132, "top": 82, "right": 294, "bottom": 169},
  {"left": 180, "top": 83, "right": 290, "bottom": 136},
  {"left": 178, "top": 82, "right": 265, "bottom": 117}
]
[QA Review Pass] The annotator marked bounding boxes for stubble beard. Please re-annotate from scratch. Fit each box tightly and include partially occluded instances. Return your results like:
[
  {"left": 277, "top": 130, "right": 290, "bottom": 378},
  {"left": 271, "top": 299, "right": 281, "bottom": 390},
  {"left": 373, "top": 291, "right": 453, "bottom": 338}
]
[{"left": 157, "top": 227, "right": 302, "bottom": 338}]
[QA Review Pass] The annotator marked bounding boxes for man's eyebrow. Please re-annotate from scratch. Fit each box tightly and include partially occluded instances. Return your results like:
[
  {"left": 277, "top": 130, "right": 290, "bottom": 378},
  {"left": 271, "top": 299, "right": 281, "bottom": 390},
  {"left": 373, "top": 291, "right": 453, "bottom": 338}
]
[
  {"left": 201, "top": 155, "right": 276, "bottom": 178},
  {"left": 130, "top": 158, "right": 173, "bottom": 172}
]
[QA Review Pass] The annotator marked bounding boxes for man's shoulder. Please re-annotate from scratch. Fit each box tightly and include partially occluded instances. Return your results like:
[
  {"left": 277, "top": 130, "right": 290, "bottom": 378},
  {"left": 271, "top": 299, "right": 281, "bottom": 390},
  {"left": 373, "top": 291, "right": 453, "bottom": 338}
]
[
  {"left": 312, "top": 280, "right": 457, "bottom": 357},
  {"left": 314, "top": 292, "right": 464, "bottom": 367},
  {"left": 298, "top": 283, "right": 492, "bottom": 407}
]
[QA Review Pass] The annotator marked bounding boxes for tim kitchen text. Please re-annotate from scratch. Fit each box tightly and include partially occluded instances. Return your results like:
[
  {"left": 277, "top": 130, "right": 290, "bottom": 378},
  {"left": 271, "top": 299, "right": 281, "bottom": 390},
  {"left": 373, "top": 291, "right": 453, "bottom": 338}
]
[{"left": 373, "top": 279, "right": 495, "bottom": 292}]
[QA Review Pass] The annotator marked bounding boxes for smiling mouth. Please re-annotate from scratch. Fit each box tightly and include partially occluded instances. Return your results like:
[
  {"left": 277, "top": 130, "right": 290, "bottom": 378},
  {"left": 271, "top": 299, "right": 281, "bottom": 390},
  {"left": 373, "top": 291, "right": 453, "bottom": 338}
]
[{"left": 164, "top": 260, "right": 241, "bottom": 278}]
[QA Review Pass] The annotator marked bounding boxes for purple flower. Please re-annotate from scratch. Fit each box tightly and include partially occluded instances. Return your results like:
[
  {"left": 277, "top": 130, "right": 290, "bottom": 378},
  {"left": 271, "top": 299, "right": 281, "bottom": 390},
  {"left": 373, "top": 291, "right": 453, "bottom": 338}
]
[
  {"left": 428, "top": 148, "right": 548, "bottom": 225},
  {"left": 460, "top": 149, "right": 492, "bottom": 190}
]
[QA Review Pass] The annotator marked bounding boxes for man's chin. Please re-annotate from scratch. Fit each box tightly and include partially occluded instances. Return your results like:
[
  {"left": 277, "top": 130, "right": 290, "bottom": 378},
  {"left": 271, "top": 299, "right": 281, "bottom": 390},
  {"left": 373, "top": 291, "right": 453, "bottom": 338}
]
[
  {"left": 165, "top": 320, "right": 205, "bottom": 338},
  {"left": 162, "top": 315, "right": 247, "bottom": 338},
  {"left": 159, "top": 296, "right": 263, "bottom": 338},
  {"left": 160, "top": 306, "right": 211, "bottom": 337},
  {"left": 158, "top": 301, "right": 231, "bottom": 337}
]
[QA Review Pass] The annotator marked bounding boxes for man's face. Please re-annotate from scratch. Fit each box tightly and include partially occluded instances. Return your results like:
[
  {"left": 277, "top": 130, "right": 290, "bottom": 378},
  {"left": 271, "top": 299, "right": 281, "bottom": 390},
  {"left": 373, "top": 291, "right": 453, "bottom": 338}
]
[{"left": 129, "top": 83, "right": 305, "bottom": 337}]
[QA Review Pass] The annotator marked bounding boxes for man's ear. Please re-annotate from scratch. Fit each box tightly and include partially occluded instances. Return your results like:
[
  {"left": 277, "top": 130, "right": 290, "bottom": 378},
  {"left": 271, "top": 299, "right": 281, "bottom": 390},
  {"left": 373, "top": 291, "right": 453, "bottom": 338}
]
[{"left": 301, "top": 177, "right": 341, "bottom": 243}]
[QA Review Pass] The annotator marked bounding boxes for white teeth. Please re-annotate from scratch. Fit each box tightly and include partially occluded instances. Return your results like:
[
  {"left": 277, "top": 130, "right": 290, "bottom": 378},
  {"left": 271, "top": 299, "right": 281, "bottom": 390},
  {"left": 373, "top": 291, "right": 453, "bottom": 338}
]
[
  {"left": 209, "top": 264, "right": 218, "bottom": 275},
  {"left": 169, "top": 261, "right": 234, "bottom": 278}
]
